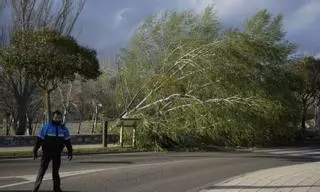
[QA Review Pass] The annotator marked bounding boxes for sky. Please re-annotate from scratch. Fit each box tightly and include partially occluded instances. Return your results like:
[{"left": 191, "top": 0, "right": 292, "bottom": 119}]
[{"left": 64, "top": 0, "right": 320, "bottom": 59}]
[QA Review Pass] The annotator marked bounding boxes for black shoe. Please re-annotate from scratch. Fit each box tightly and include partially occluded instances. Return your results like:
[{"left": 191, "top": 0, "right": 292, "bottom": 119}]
[{"left": 54, "top": 188, "right": 63, "bottom": 192}]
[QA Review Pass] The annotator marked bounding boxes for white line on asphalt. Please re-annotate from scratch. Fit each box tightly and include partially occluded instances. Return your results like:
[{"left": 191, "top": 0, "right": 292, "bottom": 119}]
[
  {"left": 0, "top": 158, "right": 209, "bottom": 189},
  {"left": 0, "top": 181, "right": 32, "bottom": 189},
  {"left": 254, "top": 148, "right": 313, "bottom": 153},
  {"left": 267, "top": 150, "right": 314, "bottom": 154},
  {"left": 0, "top": 168, "right": 106, "bottom": 189}
]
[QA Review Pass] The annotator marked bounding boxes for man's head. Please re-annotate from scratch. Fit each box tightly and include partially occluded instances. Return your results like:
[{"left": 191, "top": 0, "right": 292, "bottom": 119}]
[{"left": 52, "top": 110, "right": 63, "bottom": 125}]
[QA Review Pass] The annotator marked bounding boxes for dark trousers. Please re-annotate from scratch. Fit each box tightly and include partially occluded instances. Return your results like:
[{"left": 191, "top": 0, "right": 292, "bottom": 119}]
[{"left": 33, "top": 154, "right": 61, "bottom": 192}]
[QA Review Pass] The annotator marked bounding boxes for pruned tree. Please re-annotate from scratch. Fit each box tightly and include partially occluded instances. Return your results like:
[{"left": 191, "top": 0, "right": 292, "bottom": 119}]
[
  {"left": 0, "top": 0, "right": 85, "bottom": 134},
  {"left": 1, "top": 29, "right": 101, "bottom": 123}
]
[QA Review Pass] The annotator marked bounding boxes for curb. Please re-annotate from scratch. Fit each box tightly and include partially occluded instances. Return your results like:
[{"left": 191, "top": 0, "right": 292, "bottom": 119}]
[
  {"left": 179, "top": 145, "right": 257, "bottom": 153},
  {"left": 0, "top": 147, "right": 149, "bottom": 159},
  {"left": 1, "top": 145, "right": 304, "bottom": 159}
]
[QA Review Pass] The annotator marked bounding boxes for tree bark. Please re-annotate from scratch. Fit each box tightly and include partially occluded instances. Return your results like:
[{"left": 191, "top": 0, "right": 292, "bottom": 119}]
[
  {"left": 91, "top": 110, "right": 96, "bottom": 135},
  {"left": 91, "top": 104, "right": 99, "bottom": 135},
  {"left": 12, "top": 116, "right": 17, "bottom": 133},
  {"left": 15, "top": 102, "right": 27, "bottom": 135},
  {"left": 59, "top": 83, "right": 73, "bottom": 124},
  {"left": 5, "top": 114, "right": 10, "bottom": 136},
  {"left": 77, "top": 121, "right": 82, "bottom": 135},
  {"left": 62, "top": 107, "right": 68, "bottom": 124},
  {"left": 44, "top": 89, "right": 52, "bottom": 123},
  {"left": 314, "top": 97, "right": 320, "bottom": 130},
  {"left": 301, "top": 104, "right": 307, "bottom": 131},
  {"left": 94, "top": 105, "right": 98, "bottom": 133},
  {"left": 27, "top": 115, "right": 33, "bottom": 136},
  {"left": 77, "top": 112, "right": 82, "bottom": 134}
]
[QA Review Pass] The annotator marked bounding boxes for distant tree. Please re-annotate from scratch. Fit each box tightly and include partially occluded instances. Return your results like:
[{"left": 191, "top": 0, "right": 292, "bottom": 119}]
[{"left": 287, "top": 57, "right": 320, "bottom": 130}]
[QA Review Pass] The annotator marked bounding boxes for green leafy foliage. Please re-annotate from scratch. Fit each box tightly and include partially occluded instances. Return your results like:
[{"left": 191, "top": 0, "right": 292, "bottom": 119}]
[
  {"left": 0, "top": 29, "right": 101, "bottom": 121},
  {"left": 286, "top": 57, "right": 320, "bottom": 130},
  {"left": 118, "top": 7, "right": 303, "bottom": 149},
  {"left": 1, "top": 29, "right": 101, "bottom": 90}
]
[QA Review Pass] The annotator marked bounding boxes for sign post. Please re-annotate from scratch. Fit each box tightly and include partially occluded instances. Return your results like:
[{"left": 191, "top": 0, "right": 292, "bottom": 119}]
[{"left": 116, "top": 118, "right": 140, "bottom": 148}]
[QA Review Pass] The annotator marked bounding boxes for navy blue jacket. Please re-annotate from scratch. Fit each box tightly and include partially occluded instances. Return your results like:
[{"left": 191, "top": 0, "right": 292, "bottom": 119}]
[{"left": 34, "top": 123, "right": 72, "bottom": 156}]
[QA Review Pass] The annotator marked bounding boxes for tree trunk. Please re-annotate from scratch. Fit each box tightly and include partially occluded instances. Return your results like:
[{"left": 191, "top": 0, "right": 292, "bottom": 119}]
[
  {"left": 77, "top": 113, "right": 82, "bottom": 134},
  {"left": 301, "top": 105, "right": 307, "bottom": 131},
  {"left": 16, "top": 104, "right": 27, "bottom": 135},
  {"left": 60, "top": 83, "right": 73, "bottom": 124},
  {"left": 315, "top": 97, "right": 320, "bottom": 130},
  {"left": 62, "top": 107, "right": 68, "bottom": 124},
  {"left": 77, "top": 121, "right": 82, "bottom": 135},
  {"left": 5, "top": 115, "right": 10, "bottom": 136},
  {"left": 33, "top": 115, "right": 41, "bottom": 135},
  {"left": 91, "top": 105, "right": 99, "bottom": 135},
  {"left": 94, "top": 105, "right": 99, "bottom": 134},
  {"left": 12, "top": 116, "right": 17, "bottom": 134},
  {"left": 27, "top": 116, "right": 33, "bottom": 136},
  {"left": 91, "top": 110, "right": 96, "bottom": 135},
  {"left": 44, "top": 89, "right": 52, "bottom": 123},
  {"left": 94, "top": 105, "right": 98, "bottom": 133}
]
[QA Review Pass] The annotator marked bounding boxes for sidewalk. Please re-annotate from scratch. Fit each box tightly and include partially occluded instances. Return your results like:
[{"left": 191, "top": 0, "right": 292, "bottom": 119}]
[
  {"left": 201, "top": 162, "right": 320, "bottom": 192},
  {"left": 0, "top": 144, "right": 118, "bottom": 152}
]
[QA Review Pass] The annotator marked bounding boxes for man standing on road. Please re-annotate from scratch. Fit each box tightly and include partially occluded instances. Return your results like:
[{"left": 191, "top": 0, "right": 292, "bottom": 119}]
[{"left": 32, "top": 110, "right": 73, "bottom": 192}]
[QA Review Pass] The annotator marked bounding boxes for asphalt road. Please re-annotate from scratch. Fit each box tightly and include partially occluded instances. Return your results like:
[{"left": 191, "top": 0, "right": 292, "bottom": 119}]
[{"left": 0, "top": 151, "right": 314, "bottom": 192}]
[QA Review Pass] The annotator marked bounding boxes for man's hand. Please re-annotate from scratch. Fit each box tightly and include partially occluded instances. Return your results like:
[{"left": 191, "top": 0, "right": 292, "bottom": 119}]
[
  {"left": 33, "top": 137, "right": 43, "bottom": 160},
  {"left": 67, "top": 151, "right": 73, "bottom": 161},
  {"left": 33, "top": 150, "right": 38, "bottom": 160}
]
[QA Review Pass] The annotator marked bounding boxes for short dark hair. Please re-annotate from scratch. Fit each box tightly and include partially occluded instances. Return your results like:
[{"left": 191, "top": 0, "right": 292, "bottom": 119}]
[{"left": 52, "top": 110, "right": 62, "bottom": 116}]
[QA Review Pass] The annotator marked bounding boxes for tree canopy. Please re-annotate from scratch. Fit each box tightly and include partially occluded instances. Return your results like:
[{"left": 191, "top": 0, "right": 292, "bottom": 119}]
[
  {"left": 117, "top": 7, "right": 303, "bottom": 149},
  {"left": 0, "top": 0, "right": 86, "bottom": 134},
  {"left": 0, "top": 29, "right": 101, "bottom": 121}
]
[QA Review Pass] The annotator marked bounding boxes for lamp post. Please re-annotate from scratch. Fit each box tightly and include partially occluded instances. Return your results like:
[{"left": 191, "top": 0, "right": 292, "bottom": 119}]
[{"left": 102, "top": 120, "right": 108, "bottom": 148}]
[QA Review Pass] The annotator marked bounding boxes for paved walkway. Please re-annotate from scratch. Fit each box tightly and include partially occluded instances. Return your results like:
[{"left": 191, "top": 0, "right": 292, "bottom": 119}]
[
  {"left": 201, "top": 162, "right": 320, "bottom": 192},
  {"left": 0, "top": 144, "right": 118, "bottom": 152}
]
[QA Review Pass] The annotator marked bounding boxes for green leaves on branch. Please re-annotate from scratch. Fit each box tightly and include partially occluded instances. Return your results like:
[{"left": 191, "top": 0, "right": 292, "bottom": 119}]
[
  {"left": 1, "top": 29, "right": 101, "bottom": 91},
  {"left": 0, "top": 28, "right": 101, "bottom": 122},
  {"left": 119, "top": 6, "right": 303, "bottom": 148}
]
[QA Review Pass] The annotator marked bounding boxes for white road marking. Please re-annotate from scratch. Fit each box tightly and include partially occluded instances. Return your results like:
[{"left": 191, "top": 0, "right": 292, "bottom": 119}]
[
  {"left": 0, "top": 158, "right": 208, "bottom": 189},
  {"left": 0, "top": 181, "right": 32, "bottom": 189},
  {"left": 0, "top": 168, "right": 106, "bottom": 189}
]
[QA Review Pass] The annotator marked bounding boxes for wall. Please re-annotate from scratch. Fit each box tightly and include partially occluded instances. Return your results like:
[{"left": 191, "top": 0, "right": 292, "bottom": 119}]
[{"left": 0, "top": 134, "right": 119, "bottom": 147}]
